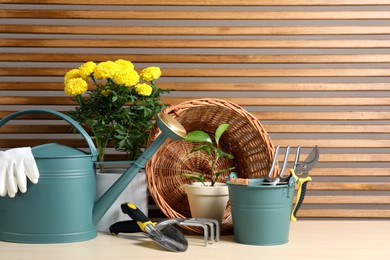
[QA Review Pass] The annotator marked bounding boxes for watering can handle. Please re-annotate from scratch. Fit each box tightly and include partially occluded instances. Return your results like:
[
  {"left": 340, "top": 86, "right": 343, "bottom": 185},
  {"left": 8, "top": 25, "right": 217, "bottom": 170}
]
[{"left": 0, "top": 109, "right": 98, "bottom": 161}]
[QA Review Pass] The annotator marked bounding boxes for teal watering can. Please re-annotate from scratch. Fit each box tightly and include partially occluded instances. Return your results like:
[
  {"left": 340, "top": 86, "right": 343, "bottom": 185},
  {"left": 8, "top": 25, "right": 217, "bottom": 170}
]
[{"left": 0, "top": 109, "right": 187, "bottom": 243}]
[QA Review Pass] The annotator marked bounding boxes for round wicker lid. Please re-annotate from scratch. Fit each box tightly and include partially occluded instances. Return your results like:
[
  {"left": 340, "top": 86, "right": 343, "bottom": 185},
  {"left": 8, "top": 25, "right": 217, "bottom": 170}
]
[{"left": 146, "top": 98, "right": 276, "bottom": 234}]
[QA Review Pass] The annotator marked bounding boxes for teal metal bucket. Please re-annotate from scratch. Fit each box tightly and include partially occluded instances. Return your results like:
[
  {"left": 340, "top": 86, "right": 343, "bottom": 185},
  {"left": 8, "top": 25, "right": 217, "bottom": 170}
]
[{"left": 227, "top": 178, "right": 296, "bottom": 246}]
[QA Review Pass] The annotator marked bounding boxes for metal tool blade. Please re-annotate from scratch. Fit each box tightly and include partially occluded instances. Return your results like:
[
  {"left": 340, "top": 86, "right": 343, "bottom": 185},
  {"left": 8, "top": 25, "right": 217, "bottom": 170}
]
[
  {"left": 145, "top": 224, "right": 188, "bottom": 252},
  {"left": 118, "top": 203, "right": 188, "bottom": 252},
  {"left": 265, "top": 145, "right": 280, "bottom": 182},
  {"left": 295, "top": 145, "right": 319, "bottom": 175},
  {"left": 278, "top": 145, "right": 291, "bottom": 179},
  {"left": 293, "top": 145, "right": 301, "bottom": 170}
]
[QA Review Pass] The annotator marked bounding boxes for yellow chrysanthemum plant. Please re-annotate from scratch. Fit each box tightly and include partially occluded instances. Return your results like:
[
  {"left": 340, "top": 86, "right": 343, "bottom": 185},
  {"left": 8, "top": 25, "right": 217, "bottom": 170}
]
[{"left": 64, "top": 60, "right": 168, "bottom": 170}]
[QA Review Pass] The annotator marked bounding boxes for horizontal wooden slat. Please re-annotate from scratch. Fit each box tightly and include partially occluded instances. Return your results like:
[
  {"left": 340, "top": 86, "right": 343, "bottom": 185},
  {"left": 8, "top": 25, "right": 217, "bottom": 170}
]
[
  {"left": 0, "top": 125, "right": 73, "bottom": 133},
  {"left": 0, "top": 112, "right": 62, "bottom": 119},
  {"left": 2, "top": 82, "right": 390, "bottom": 92},
  {"left": 157, "top": 68, "right": 390, "bottom": 77},
  {"left": 0, "top": 82, "right": 62, "bottom": 91},
  {"left": 304, "top": 196, "right": 390, "bottom": 204},
  {"left": 3, "top": 39, "right": 390, "bottom": 48},
  {"left": 93, "top": 97, "right": 390, "bottom": 106},
  {"left": 283, "top": 154, "right": 390, "bottom": 163},
  {"left": 275, "top": 139, "right": 390, "bottom": 148},
  {"left": 0, "top": 111, "right": 389, "bottom": 122},
  {"left": 0, "top": 139, "right": 87, "bottom": 148},
  {"left": 325, "top": 154, "right": 390, "bottom": 163},
  {"left": 266, "top": 124, "right": 390, "bottom": 133},
  {"left": 4, "top": 53, "right": 390, "bottom": 64},
  {"left": 0, "top": 97, "right": 75, "bottom": 105},
  {"left": 1, "top": 0, "right": 390, "bottom": 6},
  {"left": 309, "top": 182, "right": 390, "bottom": 191},
  {"left": 1, "top": 111, "right": 389, "bottom": 122},
  {"left": 3, "top": 10, "right": 390, "bottom": 20},
  {"left": 2, "top": 68, "right": 390, "bottom": 77},
  {"left": 2, "top": 97, "right": 390, "bottom": 107},
  {"left": 311, "top": 168, "right": 390, "bottom": 177},
  {"left": 299, "top": 209, "right": 390, "bottom": 218},
  {"left": 111, "top": 152, "right": 390, "bottom": 164},
  {"left": 4, "top": 25, "right": 390, "bottom": 35},
  {"left": 1, "top": 138, "right": 389, "bottom": 149},
  {"left": 3, "top": 123, "right": 389, "bottom": 135},
  {"left": 256, "top": 111, "right": 390, "bottom": 120}
]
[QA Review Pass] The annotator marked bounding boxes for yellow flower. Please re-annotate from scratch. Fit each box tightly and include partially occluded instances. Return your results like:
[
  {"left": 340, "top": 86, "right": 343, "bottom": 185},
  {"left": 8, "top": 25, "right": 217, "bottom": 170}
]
[
  {"left": 135, "top": 83, "right": 152, "bottom": 96},
  {"left": 64, "top": 78, "right": 88, "bottom": 96},
  {"left": 115, "top": 59, "right": 134, "bottom": 71},
  {"left": 114, "top": 69, "right": 140, "bottom": 87},
  {"left": 64, "top": 69, "right": 85, "bottom": 83},
  {"left": 93, "top": 61, "right": 119, "bottom": 80},
  {"left": 79, "top": 61, "right": 96, "bottom": 79},
  {"left": 140, "top": 66, "right": 161, "bottom": 82},
  {"left": 101, "top": 89, "right": 112, "bottom": 97}
]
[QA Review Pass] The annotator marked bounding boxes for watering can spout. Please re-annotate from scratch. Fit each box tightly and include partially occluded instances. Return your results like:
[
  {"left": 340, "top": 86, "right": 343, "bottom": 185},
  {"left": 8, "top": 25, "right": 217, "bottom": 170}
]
[{"left": 92, "top": 112, "right": 187, "bottom": 225}]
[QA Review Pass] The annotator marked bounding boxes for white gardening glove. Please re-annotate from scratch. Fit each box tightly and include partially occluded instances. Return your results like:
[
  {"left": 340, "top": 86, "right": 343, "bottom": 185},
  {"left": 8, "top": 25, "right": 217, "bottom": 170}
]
[{"left": 0, "top": 147, "right": 39, "bottom": 198}]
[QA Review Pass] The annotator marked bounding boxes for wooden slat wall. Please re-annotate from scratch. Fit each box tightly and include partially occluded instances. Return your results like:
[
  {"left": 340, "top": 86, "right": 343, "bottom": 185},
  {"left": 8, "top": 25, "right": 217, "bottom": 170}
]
[{"left": 1, "top": 0, "right": 390, "bottom": 219}]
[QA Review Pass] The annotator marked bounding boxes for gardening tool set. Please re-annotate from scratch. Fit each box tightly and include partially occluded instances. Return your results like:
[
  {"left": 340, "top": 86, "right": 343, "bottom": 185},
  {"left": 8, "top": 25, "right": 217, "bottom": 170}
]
[
  {"left": 227, "top": 145, "right": 319, "bottom": 245},
  {"left": 229, "top": 144, "right": 319, "bottom": 221},
  {"left": 0, "top": 107, "right": 319, "bottom": 249},
  {"left": 110, "top": 145, "right": 319, "bottom": 249}
]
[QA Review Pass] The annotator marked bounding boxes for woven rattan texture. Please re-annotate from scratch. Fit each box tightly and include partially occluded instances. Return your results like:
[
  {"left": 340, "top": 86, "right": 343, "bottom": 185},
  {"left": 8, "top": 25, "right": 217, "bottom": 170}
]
[{"left": 146, "top": 98, "right": 276, "bottom": 234}]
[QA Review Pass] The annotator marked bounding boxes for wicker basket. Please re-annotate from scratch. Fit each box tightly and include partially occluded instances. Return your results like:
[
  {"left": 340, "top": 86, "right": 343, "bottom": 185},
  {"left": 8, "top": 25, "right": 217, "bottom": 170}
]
[{"left": 146, "top": 98, "right": 276, "bottom": 234}]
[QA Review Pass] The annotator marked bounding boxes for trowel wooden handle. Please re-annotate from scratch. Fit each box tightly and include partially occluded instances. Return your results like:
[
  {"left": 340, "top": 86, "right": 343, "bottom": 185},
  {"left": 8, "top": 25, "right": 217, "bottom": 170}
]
[{"left": 229, "top": 178, "right": 249, "bottom": 185}]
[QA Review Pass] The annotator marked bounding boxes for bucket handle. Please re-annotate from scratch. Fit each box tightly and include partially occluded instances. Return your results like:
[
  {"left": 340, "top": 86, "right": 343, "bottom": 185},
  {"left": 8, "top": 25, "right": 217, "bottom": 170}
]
[{"left": 0, "top": 109, "right": 98, "bottom": 161}]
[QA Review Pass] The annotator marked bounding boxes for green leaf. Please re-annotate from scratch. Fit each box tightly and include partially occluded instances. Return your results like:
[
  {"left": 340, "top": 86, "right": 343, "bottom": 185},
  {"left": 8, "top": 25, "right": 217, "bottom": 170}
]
[
  {"left": 192, "top": 144, "right": 212, "bottom": 156},
  {"left": 182, "top": 173, "right": 206, "bottom": 186},
  {"left": 214, "top": 166, "right": 236, "bottom": 179},
  {"left": 217, "top": 150, "right": 234, "bottom": 159},
  {"left": 215, "top": 123, "right": 229, "bottom": 145},
  {"left": 185, "top": 130, "right": 212, "bottom": 144}
]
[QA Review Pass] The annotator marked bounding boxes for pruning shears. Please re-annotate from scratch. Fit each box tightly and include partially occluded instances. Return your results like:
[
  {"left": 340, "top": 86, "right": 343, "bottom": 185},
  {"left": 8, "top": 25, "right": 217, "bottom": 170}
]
[{"left": 290, "top": 145, "right": 319, "bottom": 221}]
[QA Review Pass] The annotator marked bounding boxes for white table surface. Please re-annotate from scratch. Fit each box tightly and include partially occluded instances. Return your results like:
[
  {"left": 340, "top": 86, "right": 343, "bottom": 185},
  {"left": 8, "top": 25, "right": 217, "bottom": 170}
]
[{"left": 0, "top": 221, "right": 389, "bottom": 260}]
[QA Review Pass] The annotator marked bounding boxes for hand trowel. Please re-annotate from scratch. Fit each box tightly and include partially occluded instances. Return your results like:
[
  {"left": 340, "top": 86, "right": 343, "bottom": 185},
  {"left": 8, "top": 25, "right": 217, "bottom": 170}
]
[{"left": 110, "top": 203, "right": 188, "bottom": 252}]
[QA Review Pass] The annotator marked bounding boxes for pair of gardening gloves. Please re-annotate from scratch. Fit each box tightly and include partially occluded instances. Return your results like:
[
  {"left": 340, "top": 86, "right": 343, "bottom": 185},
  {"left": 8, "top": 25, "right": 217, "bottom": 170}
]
[{"left": 0, "top": 147, "right": 39, "bottom": 198}]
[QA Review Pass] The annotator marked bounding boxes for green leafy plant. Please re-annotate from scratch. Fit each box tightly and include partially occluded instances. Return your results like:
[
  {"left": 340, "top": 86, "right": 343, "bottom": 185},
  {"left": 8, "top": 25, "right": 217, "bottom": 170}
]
[
  {"left": 182, "top": 123, "right": 235, "bottom": 186},
  {"left": 63, "top": 60, "right": 168, "bottom": 170}
]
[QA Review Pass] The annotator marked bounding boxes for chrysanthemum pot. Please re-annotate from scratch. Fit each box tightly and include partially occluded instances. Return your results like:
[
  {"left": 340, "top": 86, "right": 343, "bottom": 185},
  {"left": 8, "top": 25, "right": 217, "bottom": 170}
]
[
  {"left": 184, "top": 182, "right": 229, "bottom": 224},
  {"left": 95, "top": 168, "right": 148, "bottom": 232}
]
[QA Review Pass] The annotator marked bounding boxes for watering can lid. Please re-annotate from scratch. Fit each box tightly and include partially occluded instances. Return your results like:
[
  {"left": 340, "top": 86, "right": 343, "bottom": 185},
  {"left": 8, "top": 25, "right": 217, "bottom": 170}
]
[{"left": 32, "top": 143, "right": 90, "bottom": 159}]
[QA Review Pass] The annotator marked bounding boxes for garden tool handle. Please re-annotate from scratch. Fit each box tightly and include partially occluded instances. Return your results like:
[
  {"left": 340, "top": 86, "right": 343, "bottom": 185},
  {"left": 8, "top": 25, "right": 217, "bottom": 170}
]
[
  {"left": 121, "top": 203, "right": 155, "bottom": 232},
  {"left": 0, "top": 109, "right": 98, "bottom": 161},
  {"left": 109, "top": 220, "right": 142, "bottom": 235},
  {"left": 290, "top": 169, "right": 312, "bottom": 222},
  {"left": 229, "top": 178, "right": 249, "bottom": 185}
]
